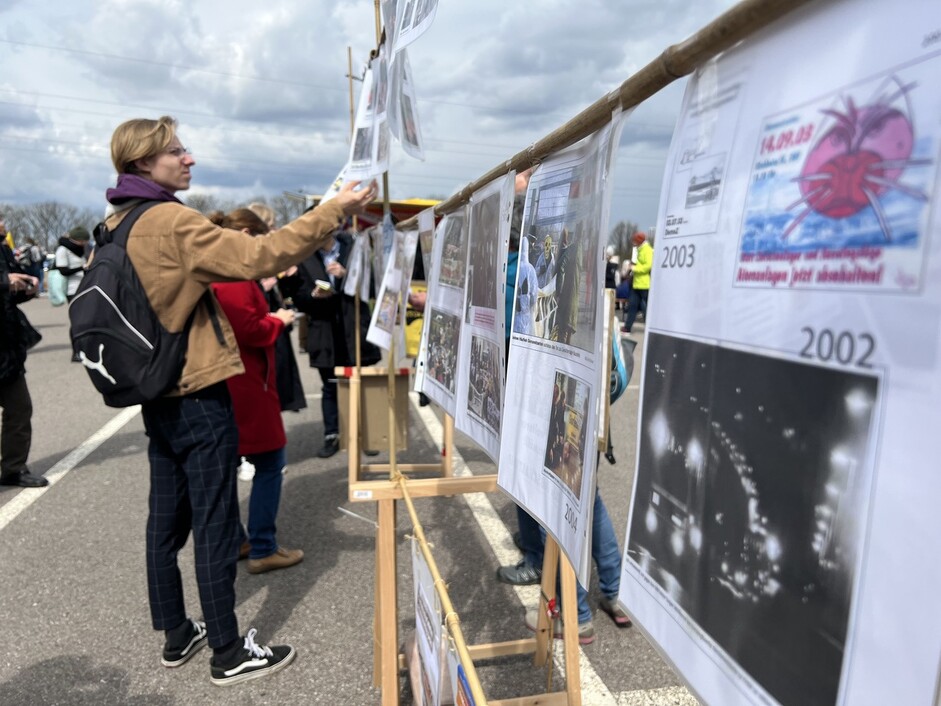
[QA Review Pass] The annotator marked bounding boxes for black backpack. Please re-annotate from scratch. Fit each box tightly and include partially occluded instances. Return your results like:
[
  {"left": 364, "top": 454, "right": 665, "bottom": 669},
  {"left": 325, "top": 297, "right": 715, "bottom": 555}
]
[{"left": 69, "top": 201, "right": 212, "bottom": 407}]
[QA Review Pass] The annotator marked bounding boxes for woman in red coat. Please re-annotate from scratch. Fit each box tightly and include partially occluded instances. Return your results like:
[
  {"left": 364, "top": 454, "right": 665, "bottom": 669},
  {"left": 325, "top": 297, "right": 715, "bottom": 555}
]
[{"left": 210, "top": 208, "right": 303, "bottom": 575}]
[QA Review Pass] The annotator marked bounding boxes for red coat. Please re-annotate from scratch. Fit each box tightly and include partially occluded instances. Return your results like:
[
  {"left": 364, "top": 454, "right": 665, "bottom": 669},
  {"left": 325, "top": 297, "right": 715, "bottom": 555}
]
[{"left": 212, "top": 281, "right": 286, "bottom": 455}]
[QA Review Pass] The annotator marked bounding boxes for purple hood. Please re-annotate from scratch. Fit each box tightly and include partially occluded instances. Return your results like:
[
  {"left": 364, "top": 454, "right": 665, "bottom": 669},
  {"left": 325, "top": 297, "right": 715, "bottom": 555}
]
[{"left": 106, "top": 174, "right": 183, "bottom": 205}]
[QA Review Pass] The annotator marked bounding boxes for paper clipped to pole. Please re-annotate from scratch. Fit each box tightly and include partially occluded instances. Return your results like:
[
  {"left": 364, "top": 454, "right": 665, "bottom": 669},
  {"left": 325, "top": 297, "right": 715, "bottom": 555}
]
[
  {"left": 617, "top": 2, "right": 941, "bottom": 705},
  {"left": 498, "top": 112, "right": 626, "bottom": 586}
]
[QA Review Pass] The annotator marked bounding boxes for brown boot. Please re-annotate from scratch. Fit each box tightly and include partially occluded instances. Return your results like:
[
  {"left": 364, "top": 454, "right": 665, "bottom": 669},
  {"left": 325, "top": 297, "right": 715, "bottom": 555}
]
[
  {"left": 238, "top": 542, "right": 251, "bottom": 560},
  {"left": 247, "top": 547, "right": 304, "bottom": 575}
]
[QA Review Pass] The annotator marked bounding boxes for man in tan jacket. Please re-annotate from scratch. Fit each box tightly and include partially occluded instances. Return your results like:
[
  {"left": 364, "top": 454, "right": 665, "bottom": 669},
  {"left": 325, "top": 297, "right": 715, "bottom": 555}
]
[{"left": 105, "top": 116, "right": 376, "bottom": 686}]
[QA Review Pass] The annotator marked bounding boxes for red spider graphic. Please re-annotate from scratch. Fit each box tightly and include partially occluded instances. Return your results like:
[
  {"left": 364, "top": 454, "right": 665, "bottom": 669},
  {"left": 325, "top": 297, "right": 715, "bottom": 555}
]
[{"left": 785, "top": 78, "right": 931, "bottom": 240}]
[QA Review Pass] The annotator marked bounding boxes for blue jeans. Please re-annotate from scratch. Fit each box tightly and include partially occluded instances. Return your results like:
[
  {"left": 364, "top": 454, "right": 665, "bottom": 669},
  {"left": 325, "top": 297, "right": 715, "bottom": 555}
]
[
  {"left": 245, "top": 447, "right": 286, "bottom": 559},
  {"left": 623, "top": 288, "right": 648, "bottom": 331},
  {"left": 515, "top": 488, "right": 622, "bottom": 624}
]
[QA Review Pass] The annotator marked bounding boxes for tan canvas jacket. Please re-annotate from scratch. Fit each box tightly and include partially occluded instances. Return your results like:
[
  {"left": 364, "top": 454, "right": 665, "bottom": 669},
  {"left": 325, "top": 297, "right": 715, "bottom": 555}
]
[{"left": 105, "top": 199, "right": 345, "bottom": 397}]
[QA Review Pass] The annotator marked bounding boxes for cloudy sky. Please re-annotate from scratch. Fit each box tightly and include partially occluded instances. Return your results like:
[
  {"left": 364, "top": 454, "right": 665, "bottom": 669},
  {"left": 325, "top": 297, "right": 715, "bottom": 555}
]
[{"left": 0, "top": 0, "right": 737, "bottom": 229}]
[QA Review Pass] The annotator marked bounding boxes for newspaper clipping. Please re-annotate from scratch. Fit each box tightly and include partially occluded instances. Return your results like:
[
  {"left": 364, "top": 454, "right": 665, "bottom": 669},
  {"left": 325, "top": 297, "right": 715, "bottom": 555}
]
[
  {"left": 416, "top": 208, "right": 467, "bottom": 417},
  {"left": 454, "top": 175, "right": 514, "bottom": 463},
  {"left": 367, "top": 226, "right": 418, "bottom": 352},
  {"left": 498, "top": 115, "right": 625, "bottom": 582},
  {"left": 617, "top": 1, "right": 941, "bottom": 705}
]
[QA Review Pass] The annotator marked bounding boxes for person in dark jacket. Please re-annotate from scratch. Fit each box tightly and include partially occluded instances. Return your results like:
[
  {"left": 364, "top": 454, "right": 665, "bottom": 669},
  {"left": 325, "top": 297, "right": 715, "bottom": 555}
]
[
  {"left": 0, "top": 242, "right": 47, "bottom": 487},
  {"left": 293, "top": 230, "right": 380, "bottom": 458},
  {"left": 264, "top": 271, "right": 307, "bottom": 413}
]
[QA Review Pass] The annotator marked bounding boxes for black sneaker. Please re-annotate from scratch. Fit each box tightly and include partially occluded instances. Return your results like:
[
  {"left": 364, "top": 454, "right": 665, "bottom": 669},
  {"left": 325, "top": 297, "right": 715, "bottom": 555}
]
[
  {"left": 496, "top": 560, "right": 542, "bottom": 586},
  {"left": 210, "top": 629, "right": 296, "bottom": 686},
  {"left": 161, "top": 619, "right": 208, "bottom": 668},
  {"left": 317, "top": 435, "right": 340, "bottom": 459}
]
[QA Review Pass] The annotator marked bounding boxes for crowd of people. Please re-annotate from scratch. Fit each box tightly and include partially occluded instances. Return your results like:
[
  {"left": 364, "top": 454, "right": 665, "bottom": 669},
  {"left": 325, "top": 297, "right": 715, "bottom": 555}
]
[
  {"left": 0, "top": 113, "right": 651, "bottom": 688},
  {"left": 0, "top": 116, "right": 378, "bottom": 686}
]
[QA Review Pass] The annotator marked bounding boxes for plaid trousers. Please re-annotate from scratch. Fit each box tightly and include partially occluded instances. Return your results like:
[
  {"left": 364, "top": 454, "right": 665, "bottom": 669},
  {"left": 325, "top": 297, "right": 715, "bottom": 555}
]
[{"left": 141, "top": 383, "right": 242, "bottom": 649}]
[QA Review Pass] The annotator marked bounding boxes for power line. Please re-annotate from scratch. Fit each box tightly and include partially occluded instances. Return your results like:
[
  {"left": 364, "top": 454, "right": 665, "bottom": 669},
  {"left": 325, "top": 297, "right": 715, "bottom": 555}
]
[
  {"left": 0, "top": 39, "right": 345, "bottom": 93},
  {"left": 0, "top": 38, "right": 679, "bottom": 127}
]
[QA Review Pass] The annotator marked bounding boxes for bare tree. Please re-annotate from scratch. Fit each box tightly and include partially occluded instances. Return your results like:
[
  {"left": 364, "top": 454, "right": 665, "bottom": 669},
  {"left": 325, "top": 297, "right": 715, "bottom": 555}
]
[
  {"left": 269, "top": 194, "right": 306, "bottom": 225},
  {"left": 608, "top": 220, "right": 639, "bottom": 261},
  {"left": 183, "top": 193, "right": 239, "bottom": 217},
  {"left": 1, "top": 202, "right": 98, "bottom": 251}
]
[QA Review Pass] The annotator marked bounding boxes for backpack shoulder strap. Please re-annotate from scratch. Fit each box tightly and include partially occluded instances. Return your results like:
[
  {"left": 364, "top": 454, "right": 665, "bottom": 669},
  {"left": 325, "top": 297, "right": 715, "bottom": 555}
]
[{"left": 102, "top": 200, "right": 162, "bottom": 249}]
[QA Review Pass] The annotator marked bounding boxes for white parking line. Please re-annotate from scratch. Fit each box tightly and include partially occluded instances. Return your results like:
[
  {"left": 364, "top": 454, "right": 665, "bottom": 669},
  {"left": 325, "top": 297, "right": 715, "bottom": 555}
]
[{"left": 0, "top": 406, "right": 141, "bottom": 532}]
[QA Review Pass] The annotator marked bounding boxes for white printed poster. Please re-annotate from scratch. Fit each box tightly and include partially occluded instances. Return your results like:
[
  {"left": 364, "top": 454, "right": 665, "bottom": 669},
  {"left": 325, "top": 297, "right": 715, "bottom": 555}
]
[
  {"left": 367, "top": 226, "right": 418, "bottom": 353},
  {"left": 417, "top": 206, "right": 436, "bottom": 282},
  {"left": 342, "top": 232, "right": 372, "bottom": 301},
  {"left": 618, "top": 2, "right": 941, "bottom": 706},
  {"left": 389, "top": 49, "right": 425, "bottom": 160},
  {"left": 394, "top": 0, "right": 438, "bottom": 52},
  {"left": 412, "top": 541, "right": 443, "bottom": 706},
  {"left": 346, "top": 52, "right": 390, "bottom": 181},
  {"left": 446, "top": 642, "right": 476, "bottom": 706},
  {"left": 412, "top": 207, "right": 437, "bottom": 394},
  {"left": 454, "top": 175, "right": 514, "bottom": 463},
  {"left": 416, "top": 208, "right": 467, "bottom": 417},
  {"left": 498, "top": 114, "right": 625, "bottom": 584},
  {"left": 319, "top": 166, "right": 347, "bottom": 205}
]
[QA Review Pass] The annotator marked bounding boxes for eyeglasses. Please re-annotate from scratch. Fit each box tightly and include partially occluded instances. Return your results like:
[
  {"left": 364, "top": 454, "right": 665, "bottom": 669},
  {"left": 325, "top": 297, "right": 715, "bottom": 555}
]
[{"left": 165, "top": 146, "right": 191, "bottom": 158}]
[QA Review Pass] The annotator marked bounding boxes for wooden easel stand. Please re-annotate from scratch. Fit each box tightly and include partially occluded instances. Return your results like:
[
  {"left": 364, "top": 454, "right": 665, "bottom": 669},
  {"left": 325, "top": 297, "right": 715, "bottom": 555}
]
[{"left": 394, "top": 471, "right": 584, "bottom": 705}]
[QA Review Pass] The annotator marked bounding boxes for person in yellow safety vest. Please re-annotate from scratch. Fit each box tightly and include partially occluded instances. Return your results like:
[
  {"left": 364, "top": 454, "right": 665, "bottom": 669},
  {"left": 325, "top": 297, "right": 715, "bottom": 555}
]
[
  {"left": 622, "top": 231, "right": 652, "bottom": 334},
  {"left": 1, "top": 214, "right": 14, "bottom": 251}
]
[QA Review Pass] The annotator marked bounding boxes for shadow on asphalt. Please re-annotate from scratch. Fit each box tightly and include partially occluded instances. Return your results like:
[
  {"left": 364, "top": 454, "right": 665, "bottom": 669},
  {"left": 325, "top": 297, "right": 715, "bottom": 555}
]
[{"left": 0, "top": 655, "right": 174, "bottom": 705}]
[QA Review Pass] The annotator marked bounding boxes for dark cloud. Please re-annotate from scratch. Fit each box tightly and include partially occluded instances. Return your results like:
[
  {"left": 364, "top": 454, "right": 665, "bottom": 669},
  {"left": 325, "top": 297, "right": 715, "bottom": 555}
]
[{"left": 0, "top": 0, "right": 738, "bottom": 218}]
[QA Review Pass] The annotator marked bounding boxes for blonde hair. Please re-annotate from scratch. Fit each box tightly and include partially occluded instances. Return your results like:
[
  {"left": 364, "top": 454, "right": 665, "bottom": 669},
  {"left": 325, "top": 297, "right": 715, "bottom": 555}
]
[
  {"left": 110, "top": 116, "right": 177, "bottom": 175},
  {"left": 247, "top": 202, "right": 276, "bottom": 229}
]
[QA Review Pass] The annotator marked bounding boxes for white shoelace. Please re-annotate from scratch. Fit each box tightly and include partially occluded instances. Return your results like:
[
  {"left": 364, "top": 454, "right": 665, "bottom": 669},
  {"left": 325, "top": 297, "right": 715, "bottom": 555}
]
[{"left": 243, "top": 628, "right": 274, "bottom": 659}]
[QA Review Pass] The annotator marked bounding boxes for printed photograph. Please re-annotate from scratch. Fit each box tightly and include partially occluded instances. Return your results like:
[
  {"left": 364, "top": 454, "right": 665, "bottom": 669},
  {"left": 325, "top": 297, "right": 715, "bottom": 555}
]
[
  {"left": 685, "top": 159, "right": 723, "bottom": 208},
  {"left": 377, "top": 123, "right": 389, "bottom": 164},
  {"left": 628, "top": 333, "right": 879, "bottom": 706},
  {"left": 375, "top": 59, "right": 388, "bottom": 115},
  {"left": 466, "top": 334, "right": 501, "bottom": 433},
  {"left": 419, "top": 655, "right": 434, "bottom": 706},
  {"left": 352, "top": 126, "right": 372, "bottom": 163},
  {"left": 416, "top": 584, "right": 437, "bottom": 658},
  {"left": 400, "top": 0, "right": 417, "bottom": 30},
  {"left": 438, "top": 213, "right": 467, "bottom": 290},
  {"left": 465, "top": 190, "right": 500, "bottom": 320},
  {"left": 519, "top": 169, "right": 602, "bottom": 352},
  {"left": 375, "top": 289, "right": 399, "bottom": 333},
  {"left": 403, "top": 94, "right": 419, "bottom": 147},
  {"left": 427, "top": 309, "right": 460, "bottom": 394},
  {"left": 542, "top": 371, "right": 589, "bottom": 500}
]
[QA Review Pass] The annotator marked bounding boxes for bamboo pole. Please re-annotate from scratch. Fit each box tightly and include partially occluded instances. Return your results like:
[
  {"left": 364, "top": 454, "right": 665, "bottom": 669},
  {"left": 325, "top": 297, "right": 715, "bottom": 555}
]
[
  {"left": 396, "top": 0, "right": 816, "bottom": 229},
  {"left": 398, "top": 475, "right": 489, "bottom": 706}
]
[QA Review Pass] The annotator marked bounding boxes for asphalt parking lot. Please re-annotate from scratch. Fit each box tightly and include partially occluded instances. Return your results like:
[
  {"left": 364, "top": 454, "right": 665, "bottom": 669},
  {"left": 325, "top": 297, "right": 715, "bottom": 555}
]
[{"left": 0, "top": 297, "right": 697, "bottom": 705}]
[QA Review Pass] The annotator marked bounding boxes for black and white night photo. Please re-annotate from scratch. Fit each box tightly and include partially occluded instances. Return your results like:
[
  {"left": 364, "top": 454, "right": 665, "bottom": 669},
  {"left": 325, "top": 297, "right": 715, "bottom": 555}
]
[{"left": 628, "top": 333, "right": 879, "bottom": 706}]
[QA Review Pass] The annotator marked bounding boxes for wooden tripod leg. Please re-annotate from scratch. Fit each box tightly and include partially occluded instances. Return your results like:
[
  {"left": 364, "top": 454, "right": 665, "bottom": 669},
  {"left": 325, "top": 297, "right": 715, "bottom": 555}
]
[
  {"left": 348, "top": 373, "right": 362, "bottom": 486},
  {"left": 558, "top": 553, "right": 583, "bottom": 706},
  {"left": 373, "top": 537, "right": 381, "bottom": 688},
  {"left": 442, "top": 413, "right": 454, "bottom": 478},
  {"left": 534, "top": 539, "right": 560, "bottom": 667},
  {"left": 377, "top": 499, "right": 399, "bottom": 705}
]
